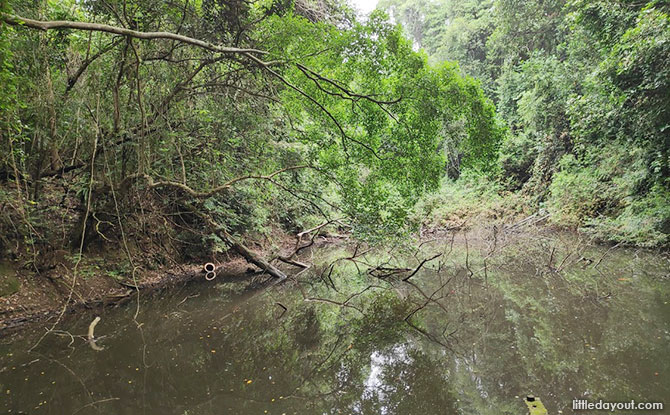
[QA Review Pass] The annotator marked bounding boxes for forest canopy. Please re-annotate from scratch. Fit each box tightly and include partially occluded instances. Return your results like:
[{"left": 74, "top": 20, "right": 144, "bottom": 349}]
[
  {"left": 0, "top": 0, "right": 668, "bottom": 278},
  {"left": 0, "top": 0, "right": 502, "bottom": 267}
]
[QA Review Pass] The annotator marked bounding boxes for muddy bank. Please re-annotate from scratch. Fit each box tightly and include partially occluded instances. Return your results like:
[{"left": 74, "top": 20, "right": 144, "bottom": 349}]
[
  {"left": 0, "top": 229, "right": 345, "bottom": 334},
  {"left": 0, "top": 257, "right": 262, "bottom": 334}
]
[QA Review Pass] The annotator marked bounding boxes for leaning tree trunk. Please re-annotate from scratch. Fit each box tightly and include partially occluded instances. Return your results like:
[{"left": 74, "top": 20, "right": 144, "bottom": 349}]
[{"left": 196, "top": 211, "right": 287, "bottom": 280}]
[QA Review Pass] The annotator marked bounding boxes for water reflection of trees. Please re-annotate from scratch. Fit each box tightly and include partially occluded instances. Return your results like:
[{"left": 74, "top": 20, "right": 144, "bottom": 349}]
[
  {"left": 1, "top": 233, "right": 668, "bottom": 414},
  {"left": 284, "top": 234, "right": 670, "bottom": 414}
]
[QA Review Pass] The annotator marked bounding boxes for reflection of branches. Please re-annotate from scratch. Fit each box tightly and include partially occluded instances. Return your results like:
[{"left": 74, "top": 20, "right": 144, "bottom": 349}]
[
  {"left": 464, "top": 232, "right": 473, "bottom": 278},
  {"left": 403, "top": 275, "right": 452, "bottom": 316},
  {"left": 304, "top": 296, "right": 363, "bottom": 313},
  {"left": 300, "top": 279, "right": 385, "bottom": 314},
  {"left": 33, "top": 352, "right": 98, "bottom": 407},
  {"left": 275, "top": 302, "right": 288, "bottom": 319},
  {"left": 286, "top": 331, "right": 354, "bottom": 401},
  {"left": 404, "top": 308, "right": 454, "bottom": 352},
  {"left": 316, "top": 243, "right": 375, "bottom": 288},
  {"left": 402, "top": 253, "right": 442, "bottom": 281},
  {"left": 593, "top": 241, "right": 622, "bottom": 270}
]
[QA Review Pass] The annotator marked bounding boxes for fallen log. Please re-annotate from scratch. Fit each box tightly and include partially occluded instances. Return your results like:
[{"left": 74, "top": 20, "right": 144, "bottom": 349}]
[{"left": 194, "top": 212, "right": 287, "bottom": 280}]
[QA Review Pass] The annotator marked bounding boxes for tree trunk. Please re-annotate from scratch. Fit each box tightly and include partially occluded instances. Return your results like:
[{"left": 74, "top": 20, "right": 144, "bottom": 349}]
[{"left": 196, "top": 212, "right": 287, "bottom": 280}]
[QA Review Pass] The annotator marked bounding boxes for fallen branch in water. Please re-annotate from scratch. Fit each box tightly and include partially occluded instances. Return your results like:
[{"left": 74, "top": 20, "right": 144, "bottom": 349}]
[
  {"left": 402, "top": 253, "right": 442, "bottom": 281},
  {"left": 277, "top": 256, "right": 310, "bottom": 269},
  {"left": 192, "top": 210, "right": 287, "bottom": 280},
  {"left": 87, "top": 316, "right": 104, "bottom": 351},
  {"left": 274, "top": 218, "right": 350, "bottom": 269}
]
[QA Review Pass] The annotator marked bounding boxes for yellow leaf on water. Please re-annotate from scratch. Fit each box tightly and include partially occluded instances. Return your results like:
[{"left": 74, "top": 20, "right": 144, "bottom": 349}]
[{"left": 246, "top": 380, "right": 253, "bottom": 384}]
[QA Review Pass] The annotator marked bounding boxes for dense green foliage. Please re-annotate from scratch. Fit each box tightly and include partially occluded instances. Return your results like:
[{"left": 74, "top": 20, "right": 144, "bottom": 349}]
[
  {"left": 381, "top": 0, "right": 670, "bottom": 246},
  {"left": 0, "top": 0, "right": 502, "bottom": 264},
  {"left": 0, "top": 0, "right": 667, "bottom": 270}
]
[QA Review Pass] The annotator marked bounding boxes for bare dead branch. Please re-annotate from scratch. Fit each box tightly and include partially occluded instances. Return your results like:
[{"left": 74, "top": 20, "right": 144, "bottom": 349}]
[{"left": 402, "top": 253, "right": 442, "bottom": 281}]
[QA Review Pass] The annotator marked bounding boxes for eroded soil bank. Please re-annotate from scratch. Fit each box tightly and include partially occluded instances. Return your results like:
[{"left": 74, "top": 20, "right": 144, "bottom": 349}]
[
  {"left": 0, "top": 258, "right": 252, "bottom": 333},
  {"left": 0, "top": 225, "right": 346, "bottom": 333}
]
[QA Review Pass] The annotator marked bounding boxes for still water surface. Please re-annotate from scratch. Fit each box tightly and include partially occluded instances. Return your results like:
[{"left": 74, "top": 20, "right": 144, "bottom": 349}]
[{"left": 1, "top": 236, "right": 669, "bottom": 414}]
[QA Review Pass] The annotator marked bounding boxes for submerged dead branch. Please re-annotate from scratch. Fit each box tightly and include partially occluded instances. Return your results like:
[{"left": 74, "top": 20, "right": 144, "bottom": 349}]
[{"left": 87, "top": 316, "right": 104, "bottom": 351}]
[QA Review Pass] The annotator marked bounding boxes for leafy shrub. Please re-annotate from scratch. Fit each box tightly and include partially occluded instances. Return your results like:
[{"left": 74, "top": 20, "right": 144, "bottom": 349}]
[
  {"left": 411, "top": 170, "right": 526, "bottom": 229},
  {"left": 547, "top": 145, "right": 669, "bottom": 247},
  {"left": 546, "top": 154, "right": 609, "bottom": 227},
  {"left": 582, "top": 186, "right": 670, "bottom": 247}
]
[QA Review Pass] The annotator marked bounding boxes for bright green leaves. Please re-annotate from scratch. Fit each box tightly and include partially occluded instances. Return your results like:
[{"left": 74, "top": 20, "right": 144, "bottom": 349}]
[
  {"left": 569, "top": 4, "right": 670, "bottom": 185},
  {"left": 2, "top": 0, "right": 505, "bottom": 244},
  {"left": 257, "top": 10, "right": 502, "bottom": 237}
]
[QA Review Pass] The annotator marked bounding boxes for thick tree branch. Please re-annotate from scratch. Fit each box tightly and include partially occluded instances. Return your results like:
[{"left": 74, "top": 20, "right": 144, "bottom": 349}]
[
  {"left": 124, "top": 165, "right": 311, "bottom": 198},
  {"left": 402, "top": 253, "right": 442, "bottom": 281},
  {"left": 2, "top": 13, "right": 272, "bottom": 61},
  {"left": 66, "top": 37, "right": 124, "bottom": 94},
  {"left": 2, "top": 13, "right": 388, "bottom": 162}
]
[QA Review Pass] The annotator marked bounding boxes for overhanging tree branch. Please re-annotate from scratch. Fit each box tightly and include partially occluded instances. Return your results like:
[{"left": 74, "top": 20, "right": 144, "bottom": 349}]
[
  {"left": 2, "top": 12, "right": 391, "bottom": 161},
  {"left": 123, "top": 164, "right": 311, "bottom": 198},
  {"left": 1, "top": 12, "right": 273, "bottom": 61}
]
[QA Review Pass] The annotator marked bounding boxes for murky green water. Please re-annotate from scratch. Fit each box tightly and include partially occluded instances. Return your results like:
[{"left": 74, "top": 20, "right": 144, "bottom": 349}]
[{"left": 1, "top": 234, "right": 669, "bottom": 414}]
